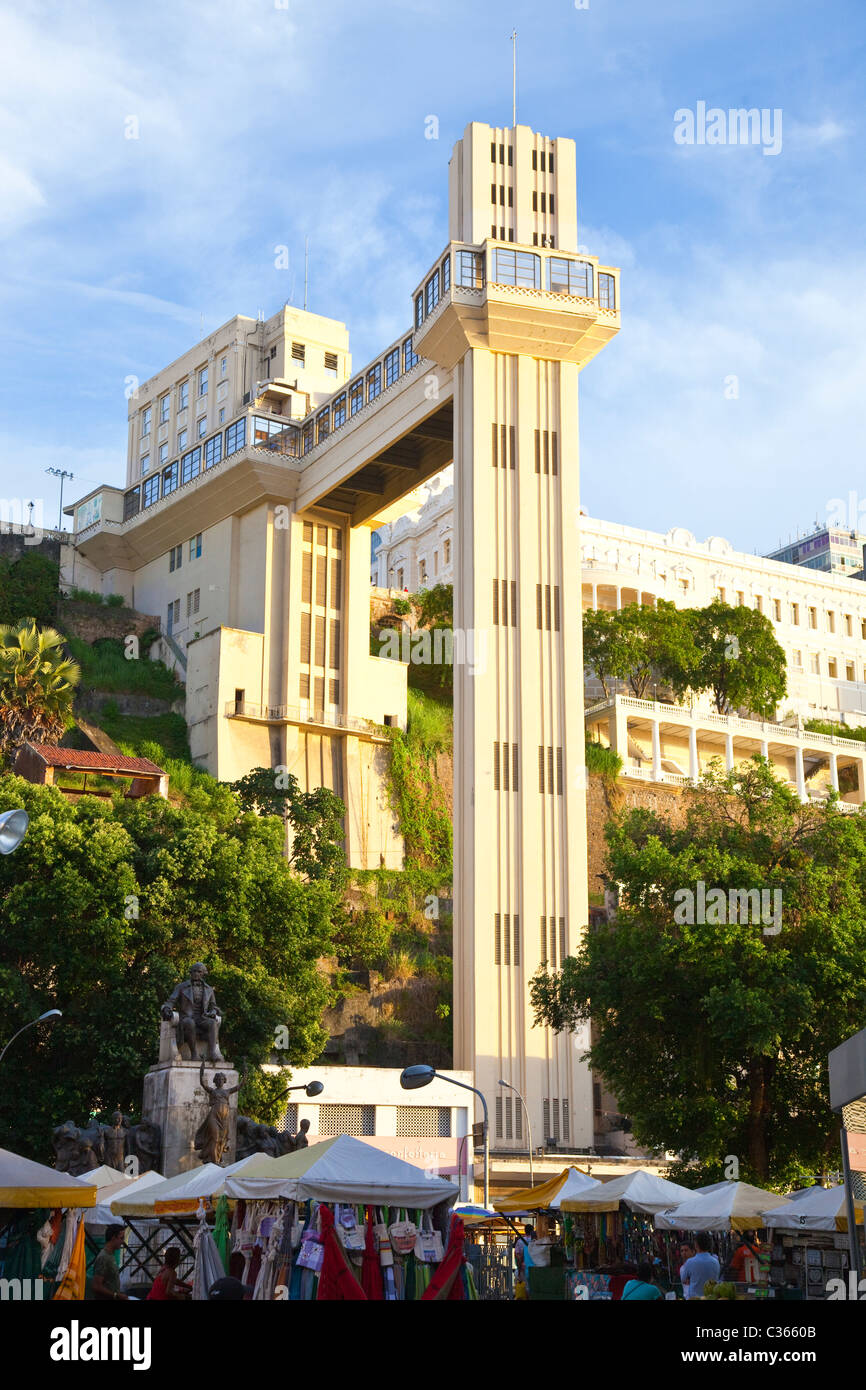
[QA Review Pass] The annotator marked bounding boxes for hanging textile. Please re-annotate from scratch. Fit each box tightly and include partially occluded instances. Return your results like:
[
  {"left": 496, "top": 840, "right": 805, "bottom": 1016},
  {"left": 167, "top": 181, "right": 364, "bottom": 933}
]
[
  {"left": 361, "top": 1205, "right": 384, "bottom": 1301},
  {"left": 212, "top": 1195, "right": 230, "bottom": 1275},
  {"left": 192, "top": 1202, "right": 226, "bottom": 1301},
  {"left": 53, "top": 1217, "right": 86, "bottom": 1301},
  {"left": 421, "top": 1216, "right": 466, "bottom": 1302},
  {"left": 317, "top": 1203, "right": 367, "bottom": 1301},
  {"left": 254, "top": 1209, "right": 286, "bottom": 1301}
]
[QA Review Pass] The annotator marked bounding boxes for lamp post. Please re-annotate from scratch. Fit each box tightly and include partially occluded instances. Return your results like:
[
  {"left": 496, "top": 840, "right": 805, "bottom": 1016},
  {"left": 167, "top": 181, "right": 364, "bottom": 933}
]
[
  {"left": 0, "top": 1010, "right": 62, "bottom": 1066},
  {"left": 45, "top": 467, "right": 74, "bottom": 531},
  {"left": 0, "top": 809, "right": 29, "bottom": 855},
  {"left": 498, "top": 1079, "right": 534, "bottom": 1186},
  {"left": 400, "top": 1065, "right": 490, "bottom": 1208}
]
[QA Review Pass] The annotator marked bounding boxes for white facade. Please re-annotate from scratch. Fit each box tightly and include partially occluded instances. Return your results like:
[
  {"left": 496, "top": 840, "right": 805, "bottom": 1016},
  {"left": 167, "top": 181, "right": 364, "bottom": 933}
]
[
  {"left": 371, "top": 468, "right": 454, "bottom": 590},
  {"left": 378, "top": 495, "right": 866, "bottom": 727}
]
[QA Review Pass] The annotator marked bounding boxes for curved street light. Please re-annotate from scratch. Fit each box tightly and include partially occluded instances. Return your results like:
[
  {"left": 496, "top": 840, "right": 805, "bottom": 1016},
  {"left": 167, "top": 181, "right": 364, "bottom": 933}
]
[
  {"left": 0, "top": 809, "right": 29, "bottom": 855},
  {"left": 498, "top": 1080, "right": 534, "bottom": 1187},
  {"left": 0, "top": 1009, "right": 62, "bottom": 1065},
  {"left": 400, "top": 1065, "right": 490, "bottom": 1208}
]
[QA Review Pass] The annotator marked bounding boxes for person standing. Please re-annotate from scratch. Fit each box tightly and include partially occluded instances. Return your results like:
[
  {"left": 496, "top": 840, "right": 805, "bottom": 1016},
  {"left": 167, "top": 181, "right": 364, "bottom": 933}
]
[
  {"left": 89, "top": 1225, "right": 129, "bottom": 1302},
  {"left": 679, "top": 1232, "right": 721, "bottom": 1299}
]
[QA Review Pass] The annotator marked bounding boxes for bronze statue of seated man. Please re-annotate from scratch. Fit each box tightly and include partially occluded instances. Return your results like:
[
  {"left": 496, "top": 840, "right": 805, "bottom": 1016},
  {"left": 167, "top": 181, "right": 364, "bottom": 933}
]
[{"left": 161, "top": 963, "right": 224, "bottom": 1062}]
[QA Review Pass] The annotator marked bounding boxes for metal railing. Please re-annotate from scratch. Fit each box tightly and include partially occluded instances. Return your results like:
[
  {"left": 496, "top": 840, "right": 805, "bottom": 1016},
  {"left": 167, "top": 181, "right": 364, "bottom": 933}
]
[{"left": 226, "top": 701, "right": 389, "bottom": 737}]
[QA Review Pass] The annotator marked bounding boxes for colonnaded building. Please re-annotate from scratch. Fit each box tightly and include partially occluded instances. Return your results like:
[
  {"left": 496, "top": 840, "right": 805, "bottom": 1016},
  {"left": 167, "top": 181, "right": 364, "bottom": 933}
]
[
  {"left": 376, "top": 504, "right": 866, "bottom": 811},
  {"left": 64, "top": 120, "right": 621, "bottom": 1162}
]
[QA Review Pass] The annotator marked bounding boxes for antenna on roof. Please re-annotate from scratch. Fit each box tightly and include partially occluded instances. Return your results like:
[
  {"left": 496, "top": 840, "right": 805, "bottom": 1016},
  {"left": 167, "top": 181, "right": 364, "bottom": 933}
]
[{"left": 511, "top": 29, "right": 518, "bottom": 128}]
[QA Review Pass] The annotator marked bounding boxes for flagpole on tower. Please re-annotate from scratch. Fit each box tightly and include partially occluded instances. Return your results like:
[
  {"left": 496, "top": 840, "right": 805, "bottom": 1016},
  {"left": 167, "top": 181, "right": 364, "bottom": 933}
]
[{"left": 511, "top": 29, "right": 517, "bottom": 128}]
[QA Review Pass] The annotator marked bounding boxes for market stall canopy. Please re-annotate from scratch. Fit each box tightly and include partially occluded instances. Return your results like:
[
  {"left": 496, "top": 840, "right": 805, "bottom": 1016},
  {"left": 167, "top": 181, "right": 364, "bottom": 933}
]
[
  {"left": 84, "top": 1170, "right": 165, "bottom": 1227},
  {"left": 763, "top": 1185, "right": 864, "bottom": 1233},
  {"left": 154, "top": 1154, "right": 270, "bottom": 1214},
  {"left": 224, "top": 1133, "right": 458, "bottom": 1209},
  {"left": 559, "top": 1169, "right": 694, "bottom": 1214},
  {"left": 110, "top": 1166, "right": 220, "bottom": 1218},
  {"left": 655, "top": 1181, "right": 792, "bottom": 1232},
  {"left": 0, "top": 1146, "right": 97, "bottom": 1208},
  {"left": 79, "top": 1165, "right": 130, "bottom": 1191},
  {"left": 549, "top": 1168, "right": 603, "bottom": 1209},
  {"left": 494, "top": 1167, "right": 586, "bottom": 1214}
]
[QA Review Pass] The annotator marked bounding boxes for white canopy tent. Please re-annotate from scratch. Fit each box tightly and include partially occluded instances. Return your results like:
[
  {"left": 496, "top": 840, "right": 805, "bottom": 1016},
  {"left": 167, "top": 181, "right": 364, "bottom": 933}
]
[
  {"left": 558, "top": 1169, "right": 693, "bottom": 1214},
  {"left": 225, "top": 1133, "right": 459, "bottom": 1209},
  {"left": 83, "top": 1169, "right": 165, "bottom": 1227},
  {"left": 655, "top": 1181, "right": 793, "bottom": 1232},
  {"left": 548, "top": 1167, "right": 602, "bottom": 1209},
  {"left": 763, "top": 1185, "right": 864, "bottom": 1234},
  {"left": 110, "top": 1166, "right": 216, "bottom": 1219}
]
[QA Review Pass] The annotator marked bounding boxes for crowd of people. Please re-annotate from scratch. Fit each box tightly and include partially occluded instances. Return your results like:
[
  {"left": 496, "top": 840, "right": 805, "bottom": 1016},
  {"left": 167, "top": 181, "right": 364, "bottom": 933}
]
[{"left": 88, "top": 1225, "right": 252, "bottom": 1302}]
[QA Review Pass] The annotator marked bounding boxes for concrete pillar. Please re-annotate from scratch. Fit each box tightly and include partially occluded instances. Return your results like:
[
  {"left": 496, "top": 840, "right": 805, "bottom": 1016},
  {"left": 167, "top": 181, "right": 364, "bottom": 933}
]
[
  {"left": 725, "top": 732, "right": 734, "bottom": 773},
  {"left": 830, "top": 751, "right": 839, "bottom": 792},
  {"left": 591, "top": 582, "right": 597, "bottom": 610},
  {"left": 761, "top": 739, "right": 769, "bottom": 762},
  {"left": 688, "top": 726, "right": 698, "bottom": 782},
  {"left": 795, "top": 746, "right": 807, "bottom": 802},
  {"left": 615, "top": 585, "right": 622, "bottom": 610},
  {"left": 652, "top": 718, "right": 662, "bottom": 781}
]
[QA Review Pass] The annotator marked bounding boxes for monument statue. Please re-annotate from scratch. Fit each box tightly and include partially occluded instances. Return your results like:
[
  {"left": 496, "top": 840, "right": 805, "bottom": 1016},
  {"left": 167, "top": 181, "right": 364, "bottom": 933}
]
[
  {"left": 101, "top": 1110, "right": 129, "bottom": 1170},
  {"left": 161, "top": 963, "right": 223, "bottom": 1062},
  {"left": 127, "top": 1119, "right": 161, "bottom": 1173},
  {"left": 52, "top": 1120, "right": 104, "bottom": 1175},
  {"left": 195, "top": 1059, "right": 246, "bottom": 1165},
  {"left": 236, "top": 1116, "right": 282, "bottom": 1162}
]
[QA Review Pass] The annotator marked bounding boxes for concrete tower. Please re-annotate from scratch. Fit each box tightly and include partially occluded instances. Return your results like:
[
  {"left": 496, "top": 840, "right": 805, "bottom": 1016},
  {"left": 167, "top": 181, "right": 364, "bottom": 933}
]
[{"left": 414, "top": 122, "right": 620, "bottom": 1151}]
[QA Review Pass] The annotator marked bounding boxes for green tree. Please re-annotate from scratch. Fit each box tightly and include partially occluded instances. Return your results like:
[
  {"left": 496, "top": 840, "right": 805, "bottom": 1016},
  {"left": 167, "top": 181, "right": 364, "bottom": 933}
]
[
  {"left": 0, "top": 621, "right": 81, "bottom": 757},
  {"left": 530, "top": 758, "right": 866, "bottom": 1184},
  {"left": 0, "top": 776, "right": 337, "bottom": 1161},
  {"left": 413, "top": 583, "right": 453, "bottom": 630},
  {"left": 231, "top": 768, "right": 348, "bottom": 889},
  {"left": 583, "top": 601, "right": 691, "bottom": 700},
  {"left": 684, "top": 600, "right": 787, "bottom": 718}
]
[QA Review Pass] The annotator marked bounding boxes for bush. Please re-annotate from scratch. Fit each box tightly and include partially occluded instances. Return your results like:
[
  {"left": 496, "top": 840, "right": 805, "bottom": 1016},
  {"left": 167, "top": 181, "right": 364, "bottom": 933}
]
[
  {"left": 105, "top": 593, "right": 125, "bottom": 608},
  {"left": 585, "top": 739, "right": 623, "bottom": 781},
  {"left": 392, "top": 597, "right": 411, "bottom": 616},
  {"left": 0, "top": 553, "right": 60, "bottom": 627}
]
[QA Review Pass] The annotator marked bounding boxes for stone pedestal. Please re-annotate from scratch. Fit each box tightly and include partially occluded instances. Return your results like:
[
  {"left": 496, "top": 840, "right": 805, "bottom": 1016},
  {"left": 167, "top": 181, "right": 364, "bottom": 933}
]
[{"left": 142, "top": 1061, "right": 239, "bottom": 1177}]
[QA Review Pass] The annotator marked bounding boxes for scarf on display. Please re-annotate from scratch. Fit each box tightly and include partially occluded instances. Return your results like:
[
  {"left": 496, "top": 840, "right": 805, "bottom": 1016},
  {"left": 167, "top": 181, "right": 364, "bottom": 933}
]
[{"left": 316, "top": 1202, "right": 367, "bottom": 1301}]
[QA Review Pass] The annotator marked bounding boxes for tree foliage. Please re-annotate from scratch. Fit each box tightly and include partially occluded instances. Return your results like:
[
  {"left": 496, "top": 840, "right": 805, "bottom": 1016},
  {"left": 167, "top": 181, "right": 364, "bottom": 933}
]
[
  {"left": 583, "top": 599, "right": 787, "bottom": 718},
  {"left": 232, "top": 768, "right": 348, "bottom": 889},
  {"left": 0, "top": 776, "right": 337, "bottom": 1160},
  {"left": 531, "top": 758, "right": 866, "bottom": 1184},
  {"left": 0, "top": 621, "right": 81, "bottom": 758},
  {"left": 684, "top": 601, "right": 787, "bottom": 718},
  {"left": 0, "top": 553, "right": 60, "bottom": 627}
]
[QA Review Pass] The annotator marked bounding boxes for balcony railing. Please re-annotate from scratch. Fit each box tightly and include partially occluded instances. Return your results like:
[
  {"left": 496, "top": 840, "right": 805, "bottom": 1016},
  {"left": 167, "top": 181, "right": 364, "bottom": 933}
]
[
  {"left": 225, "top": 701, "right": 390, "bottom": 738},
  {"left": 586, "top": 694, "right": 866, "bottom": 752}
]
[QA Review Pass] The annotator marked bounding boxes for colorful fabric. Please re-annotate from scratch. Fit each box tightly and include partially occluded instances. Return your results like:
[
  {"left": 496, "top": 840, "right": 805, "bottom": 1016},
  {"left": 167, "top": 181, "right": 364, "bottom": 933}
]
[
  {"left": 54, "top": 1219, "right": 87, "bottom": 1301},
  {"left": 421, "top": 1216, "right": 465, "bottom": 1301},
  {"left": 317, "top": 1203, "right": 367, "bottom": 1301},
  {"left": 361, "top": 1206, "right": 384, "bottom": 1301}
]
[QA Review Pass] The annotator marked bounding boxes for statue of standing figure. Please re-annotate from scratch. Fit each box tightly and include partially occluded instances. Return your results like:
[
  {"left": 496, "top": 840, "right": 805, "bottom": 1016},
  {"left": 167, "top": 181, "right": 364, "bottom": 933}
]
[
  {"left": 195, "top": 1059, "right": 246, "bottom": 1165},
  {"left": 101, "top": 1110, "right": 129, "bottom": 1171}
]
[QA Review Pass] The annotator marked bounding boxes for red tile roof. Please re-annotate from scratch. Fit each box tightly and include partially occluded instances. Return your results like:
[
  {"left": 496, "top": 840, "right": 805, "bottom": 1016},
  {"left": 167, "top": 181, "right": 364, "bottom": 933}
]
[{"left": 26, "top": 745, "right": 165, "bottom": 776}]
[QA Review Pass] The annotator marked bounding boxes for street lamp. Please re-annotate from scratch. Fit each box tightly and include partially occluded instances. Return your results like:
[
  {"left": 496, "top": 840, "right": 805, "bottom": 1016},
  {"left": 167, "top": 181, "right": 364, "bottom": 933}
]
[
  {"left": 0, "top": 809, "right": 29, "bottom": 855},
  {"left": 498, "top": 1080, "right": 534, "bottom": 1186},
  {"left": 0, "top": 1009, "right": 62, "bottom": 1065},
  {"left": 400, "top": 1064, "right": 490, "bottom": 1208},
  {"left": 45, "top": 467, "right": 74, "bottom": 531},
  {"left": 281, "top": 1080, "right": 324, "bottom": 1097}
]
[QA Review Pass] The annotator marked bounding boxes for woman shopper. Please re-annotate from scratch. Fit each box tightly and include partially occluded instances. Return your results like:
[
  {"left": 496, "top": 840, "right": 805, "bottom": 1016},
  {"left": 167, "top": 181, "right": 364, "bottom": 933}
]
[{"left": 146, "top": 1247, "right": 192, "bottom": 1301}]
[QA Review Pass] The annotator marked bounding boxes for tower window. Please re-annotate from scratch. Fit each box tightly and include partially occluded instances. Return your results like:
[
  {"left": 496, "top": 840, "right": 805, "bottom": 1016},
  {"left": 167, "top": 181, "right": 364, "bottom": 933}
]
[
  {"left": 292, "top": 342, "right": 305, "bottom": 363},
  {"left": 598, "top": 273, "right": 616, "bottom": 310},
  {"left": 324, "top": 351, "right": 339, "bottom": 375}
]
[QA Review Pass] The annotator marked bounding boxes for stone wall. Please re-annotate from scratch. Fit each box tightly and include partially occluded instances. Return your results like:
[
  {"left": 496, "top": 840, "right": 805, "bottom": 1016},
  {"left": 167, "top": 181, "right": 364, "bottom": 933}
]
[
  {"left": 586, "top": 773, "right": 686, "bottom": 902},
  {"left": 57, "top": 599, "right": 160, "bottom": 645}
]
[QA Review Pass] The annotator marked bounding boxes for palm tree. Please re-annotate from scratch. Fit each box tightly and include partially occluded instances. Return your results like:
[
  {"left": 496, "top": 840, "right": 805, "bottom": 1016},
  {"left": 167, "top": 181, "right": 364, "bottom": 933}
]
[{"left": 0, "top": 621, "right": 81, "bottom": 756}]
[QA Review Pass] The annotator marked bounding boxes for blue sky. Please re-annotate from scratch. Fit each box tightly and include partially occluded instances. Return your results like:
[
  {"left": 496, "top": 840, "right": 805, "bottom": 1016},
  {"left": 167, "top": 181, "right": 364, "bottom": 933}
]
[{"left": 1, "top": 0, "right": 864, "bottom": 553}]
